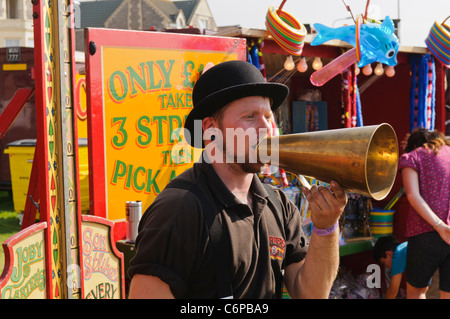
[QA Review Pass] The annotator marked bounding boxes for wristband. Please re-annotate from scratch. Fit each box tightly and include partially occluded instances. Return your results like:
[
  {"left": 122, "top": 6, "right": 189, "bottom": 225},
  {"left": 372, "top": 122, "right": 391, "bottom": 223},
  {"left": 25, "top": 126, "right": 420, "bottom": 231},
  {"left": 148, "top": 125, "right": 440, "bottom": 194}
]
[
  {"left": 434, "top": 220, "right": 443, "bottom": 229},
  {"left": 313, "top": 222, "right": 339, "bottom": 236}
]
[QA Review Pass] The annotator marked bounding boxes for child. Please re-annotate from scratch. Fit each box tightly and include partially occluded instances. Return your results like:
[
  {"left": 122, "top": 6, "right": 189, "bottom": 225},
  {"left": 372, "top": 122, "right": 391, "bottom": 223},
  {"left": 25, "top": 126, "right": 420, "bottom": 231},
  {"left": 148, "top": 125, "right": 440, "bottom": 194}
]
[{"left": 373, "top": 235, "right": 408, "bottom": 299}]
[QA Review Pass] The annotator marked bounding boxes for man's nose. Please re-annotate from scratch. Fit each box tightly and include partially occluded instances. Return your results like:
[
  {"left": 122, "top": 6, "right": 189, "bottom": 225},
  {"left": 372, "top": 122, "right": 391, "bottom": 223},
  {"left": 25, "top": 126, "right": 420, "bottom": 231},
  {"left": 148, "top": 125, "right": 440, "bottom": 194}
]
[
  {"left": 259, "top": 116, "right": 272, "bottom": 132},
  {"left": 256, "top": 117, "right": 273, "bottom": 140}
]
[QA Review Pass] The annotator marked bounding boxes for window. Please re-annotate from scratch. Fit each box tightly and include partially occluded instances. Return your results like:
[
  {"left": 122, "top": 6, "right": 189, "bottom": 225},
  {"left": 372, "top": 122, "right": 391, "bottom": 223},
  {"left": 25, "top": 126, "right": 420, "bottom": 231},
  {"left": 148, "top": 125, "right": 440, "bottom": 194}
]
[
  {"left": 26, "top": 37, "right": 34, "bottom": 48},
  {"left": 198, "top": 18, "right": 208, "bottom": 31},
  {"left": 5, "top": 39, "right": 20, "bottom": 47},
  {"left": 176, "top": 15, "right": 185, "bottom": 29},
  {"left": 7, "top": 0, "right": 21, "bottom": 19}
]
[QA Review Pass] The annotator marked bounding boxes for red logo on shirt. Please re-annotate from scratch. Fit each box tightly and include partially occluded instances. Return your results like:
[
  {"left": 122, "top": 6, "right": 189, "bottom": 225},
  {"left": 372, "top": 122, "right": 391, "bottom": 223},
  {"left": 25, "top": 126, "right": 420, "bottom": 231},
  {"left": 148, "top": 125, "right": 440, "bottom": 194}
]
[{"left": 269, "top": 236, "right": 285, "bottom": 261}]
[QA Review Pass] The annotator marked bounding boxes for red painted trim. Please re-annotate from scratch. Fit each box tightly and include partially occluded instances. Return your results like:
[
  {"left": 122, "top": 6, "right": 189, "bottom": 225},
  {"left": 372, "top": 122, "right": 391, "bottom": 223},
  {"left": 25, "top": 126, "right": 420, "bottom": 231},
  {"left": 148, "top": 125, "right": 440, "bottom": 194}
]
[
  {"left": 0, "top": 88, "right": 34, "bottom": 138},
  {"left": 85, "top": 29, "right": 107, "bottom": 219},
  {"left": 32, "top": 0, "right": 52, "bottom": 299}
]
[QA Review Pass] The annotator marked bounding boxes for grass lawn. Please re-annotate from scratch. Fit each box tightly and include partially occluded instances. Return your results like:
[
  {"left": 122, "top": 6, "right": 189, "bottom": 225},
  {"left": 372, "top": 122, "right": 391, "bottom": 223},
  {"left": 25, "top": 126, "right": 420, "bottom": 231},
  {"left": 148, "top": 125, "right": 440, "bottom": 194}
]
[{"left": 0, "top": 190, "right": 21, "bottom": 271}]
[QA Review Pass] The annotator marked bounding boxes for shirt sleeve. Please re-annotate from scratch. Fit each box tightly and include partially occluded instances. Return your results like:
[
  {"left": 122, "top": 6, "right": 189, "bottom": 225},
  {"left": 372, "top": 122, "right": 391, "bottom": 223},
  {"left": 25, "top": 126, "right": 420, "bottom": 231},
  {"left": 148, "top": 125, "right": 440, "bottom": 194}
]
[
  {"left": 128, "top": 188, "right": 207, "bottom": 298},
  {"left": 390, "top": 243, "right": 407, "bottom": 276},
  {"left": 398, "top": 151, "right": 419, "bottom": 171}
]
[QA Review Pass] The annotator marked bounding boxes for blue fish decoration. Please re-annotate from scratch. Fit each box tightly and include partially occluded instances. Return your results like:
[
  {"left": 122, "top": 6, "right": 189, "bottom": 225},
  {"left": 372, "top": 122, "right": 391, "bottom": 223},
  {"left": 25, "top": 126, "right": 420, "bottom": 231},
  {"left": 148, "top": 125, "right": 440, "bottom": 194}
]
[{"left": 311, "top": 16, "right": 399, "bottom": 67}]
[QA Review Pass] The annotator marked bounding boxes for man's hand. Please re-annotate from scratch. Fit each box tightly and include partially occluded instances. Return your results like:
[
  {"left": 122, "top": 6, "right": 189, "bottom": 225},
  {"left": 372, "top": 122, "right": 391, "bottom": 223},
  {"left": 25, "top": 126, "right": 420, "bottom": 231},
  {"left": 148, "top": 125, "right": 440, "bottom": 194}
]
[{"left": 302, "top": 181, "right": 347, "bottom": 229}]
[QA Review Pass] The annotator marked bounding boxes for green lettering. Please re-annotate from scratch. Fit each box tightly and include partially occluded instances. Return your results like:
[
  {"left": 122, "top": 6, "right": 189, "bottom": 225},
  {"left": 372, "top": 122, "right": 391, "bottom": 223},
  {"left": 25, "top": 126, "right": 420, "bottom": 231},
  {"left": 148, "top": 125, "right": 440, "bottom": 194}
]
[
  {"left": 136, "top": 116, "right": 152, "bottom": 147},
  {"left": 156, "top": 60, "right": 174, "bottom": 88},
  {"left": 158, "top": 94, "right": 167, "bottom": 109},
  {"left": 133, "top": 166, "right": 146, "bottom": 191},
  {"left": 152, "top": 116, "right": 166, "bottom": 145},
  {"left": 185, "top": 93, "right": 192, "bottom": 108},
  {"left": 29, "top": 244, "right": 36, "bottom": 260},
  {"left": 11, "top": 247, "right": 23, "bottom": 282},
  {"left": 176, "top": 93, "right": 185, "bottom": 108},
  {"left": 172, "top": 148, "right": 192, "bottom": 165},
  {"left": 161, "top": 150, "right": 170, "bottom": 165},
  {"left": 111, "top": 117, "right": 128, "bottom": 148},
  {"left": 111, "top": 160, "right": 127, "bottom": 184},
  {"left": 146, "top": 169, "right": 161, "bottom": 194},
  {"left": 166, "top": 93, "right": 176, "bottom": 109},
  {"left": 127, "top": 62, "right": 147, "bottom": 96},
  {"left": 36, "top": 240, "right": 43, "bottom": 257},
  {"left": 22, "top": 246, "right": 28, "bottom": 263},
  {"left": 108, "top": 71, "right": 128, "bottom": 102},
  {"left": 125, "top": 164, "right": 133, "bottom": 189},
  {"left": 105, "top": 283, "right": 111, "bottom": 299},
  {"left": 182, "top": 60, "right": 195, "bottom": 88},
  {"left": 169, "top": 115, "right": 182, "bottom": 143},
  {"left": 146, "top": 61, "right": 162, "bottom": 90}
]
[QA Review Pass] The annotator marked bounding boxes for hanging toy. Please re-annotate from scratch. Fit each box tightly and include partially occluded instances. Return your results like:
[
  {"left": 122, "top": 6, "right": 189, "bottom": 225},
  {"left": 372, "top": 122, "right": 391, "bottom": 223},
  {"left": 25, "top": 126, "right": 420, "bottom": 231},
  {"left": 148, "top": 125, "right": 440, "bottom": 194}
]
[
  {"left": 310, "top": 16, "right": 400, "bottom": 86},
  {"left": 425, "top": 16, "right": 450, "bottom": 66},
  {"left": 265, "top": 0, "right": 307, "bottom": 56},
  {"left": 312, "top": 16, "right": 399, "bottom": 67},
  {"left": 409, "top": 54, "right": 436, "bottom": 130}
]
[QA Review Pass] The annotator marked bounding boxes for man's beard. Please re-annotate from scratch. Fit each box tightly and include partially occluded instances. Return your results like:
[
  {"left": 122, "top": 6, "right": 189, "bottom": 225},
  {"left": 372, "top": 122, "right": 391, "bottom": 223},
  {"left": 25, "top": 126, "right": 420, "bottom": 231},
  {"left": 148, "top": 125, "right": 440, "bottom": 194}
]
[
  {"left": 239, "top": 162, "right": 265, "bottom": 174},
  {"left": 221, "top": 131, "right": 264, "bottom": 173},
  {"left": 223, "top": 142, "right": 265, "bottom": 174},
  {"left": 208, "top": 123, "right": 269, "bottom": 174}
]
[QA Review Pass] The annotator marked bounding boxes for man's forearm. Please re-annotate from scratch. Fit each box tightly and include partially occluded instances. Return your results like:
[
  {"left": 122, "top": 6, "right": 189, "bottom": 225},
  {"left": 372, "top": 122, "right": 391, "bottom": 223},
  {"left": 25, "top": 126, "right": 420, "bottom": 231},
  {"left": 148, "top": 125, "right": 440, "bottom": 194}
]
[
  {"left": 290, "top": 181, "right": 346, "bottom": 299},
  {"left": 294, "top": 230, "right": 340, "bottom": 298}
]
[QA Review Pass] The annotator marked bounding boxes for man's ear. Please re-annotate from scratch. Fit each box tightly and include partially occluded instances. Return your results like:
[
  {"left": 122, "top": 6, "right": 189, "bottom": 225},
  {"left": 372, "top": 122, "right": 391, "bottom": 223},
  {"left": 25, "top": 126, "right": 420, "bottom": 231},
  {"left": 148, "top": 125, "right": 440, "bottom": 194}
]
[
  {"left": 202, "top": 116, "right": 215, "bottom": 132},
  {"left": 202, "top": 116, "right": 219, "bottom": 144}
]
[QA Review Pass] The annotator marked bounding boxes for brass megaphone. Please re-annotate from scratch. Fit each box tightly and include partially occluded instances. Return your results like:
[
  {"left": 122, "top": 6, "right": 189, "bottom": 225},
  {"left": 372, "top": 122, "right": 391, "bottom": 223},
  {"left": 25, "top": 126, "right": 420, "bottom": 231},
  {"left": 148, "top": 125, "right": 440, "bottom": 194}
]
[{"left": 257, "top": 123, "right": 399, "bottom": 200}]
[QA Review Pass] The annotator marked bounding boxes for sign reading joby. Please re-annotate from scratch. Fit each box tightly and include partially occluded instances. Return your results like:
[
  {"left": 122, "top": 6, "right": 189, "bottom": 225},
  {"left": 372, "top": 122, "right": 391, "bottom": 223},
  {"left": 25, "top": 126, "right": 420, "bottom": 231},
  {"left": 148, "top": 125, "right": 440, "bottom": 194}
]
[
  {"left": 86, "top": 29, "right": 246, "bottom": 227},
  {"left": 0, "top": 223, "right": 47, "bottom": 299}
]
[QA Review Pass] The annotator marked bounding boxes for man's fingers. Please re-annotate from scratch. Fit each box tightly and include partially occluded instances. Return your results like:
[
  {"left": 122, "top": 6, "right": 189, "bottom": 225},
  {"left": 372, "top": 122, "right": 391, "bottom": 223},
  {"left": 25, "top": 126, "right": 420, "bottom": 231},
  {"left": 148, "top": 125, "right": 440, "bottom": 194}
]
[
  {"left": 329, "top": 181, "right": 347, "bottom": 202},
  {"left": 304, "top": 181, "right": 347, "bottom": 211},
  {"left": 304, "top": 185, "right": 328, "bottom": 211}
]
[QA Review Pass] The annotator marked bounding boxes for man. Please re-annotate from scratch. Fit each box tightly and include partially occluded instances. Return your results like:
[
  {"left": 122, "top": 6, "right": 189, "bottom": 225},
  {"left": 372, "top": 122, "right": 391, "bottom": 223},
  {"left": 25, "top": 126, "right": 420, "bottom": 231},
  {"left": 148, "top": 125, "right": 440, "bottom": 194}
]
[{"left": 128, "top": 60, "right": 347, "bottom": 298}]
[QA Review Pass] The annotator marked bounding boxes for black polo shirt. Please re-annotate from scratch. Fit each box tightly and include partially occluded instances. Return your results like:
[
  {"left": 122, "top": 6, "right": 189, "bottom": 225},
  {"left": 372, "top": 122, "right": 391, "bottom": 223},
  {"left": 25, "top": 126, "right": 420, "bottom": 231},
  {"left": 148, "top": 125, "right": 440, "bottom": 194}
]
[{"left": 128, "top": 159, "right": 308, "bottom": 298}]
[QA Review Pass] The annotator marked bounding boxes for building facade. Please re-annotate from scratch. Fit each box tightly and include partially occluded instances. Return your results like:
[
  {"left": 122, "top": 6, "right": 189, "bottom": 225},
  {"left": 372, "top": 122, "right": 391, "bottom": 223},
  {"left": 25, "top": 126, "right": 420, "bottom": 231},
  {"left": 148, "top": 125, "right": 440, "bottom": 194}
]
[{"left": 0, "top": 0, "right": 34, "bottom": 48}]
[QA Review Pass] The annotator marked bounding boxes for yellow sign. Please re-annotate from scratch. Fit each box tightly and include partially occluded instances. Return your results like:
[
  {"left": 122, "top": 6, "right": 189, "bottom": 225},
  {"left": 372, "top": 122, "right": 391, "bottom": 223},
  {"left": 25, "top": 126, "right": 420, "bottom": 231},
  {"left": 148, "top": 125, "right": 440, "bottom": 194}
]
[
  {"left": 2, "top": 63, "right": 27, "bottom": 71},
  {"left": 81, "top": 216, "right": 124, "bottom": 299},
  {"left": 101, "top": 46, "right": 239, "bottom": 221},
  {"left": 0, "top": 223, "right": 47, "bottom": 299}
]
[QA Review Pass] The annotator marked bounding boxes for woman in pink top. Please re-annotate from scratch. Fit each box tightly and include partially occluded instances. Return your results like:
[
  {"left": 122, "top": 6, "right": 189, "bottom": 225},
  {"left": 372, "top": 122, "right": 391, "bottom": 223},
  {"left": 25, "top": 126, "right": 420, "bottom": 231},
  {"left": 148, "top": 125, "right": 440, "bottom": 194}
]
[{"left": 399, "top": 128, "right": 450, "bottom": 299}]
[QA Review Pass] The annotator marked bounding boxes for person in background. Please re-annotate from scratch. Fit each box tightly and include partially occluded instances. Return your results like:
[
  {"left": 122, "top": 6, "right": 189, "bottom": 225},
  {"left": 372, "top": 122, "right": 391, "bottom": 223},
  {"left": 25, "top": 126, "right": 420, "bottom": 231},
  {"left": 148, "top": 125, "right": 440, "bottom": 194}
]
[
  {"left": 398, "top": 128, "right": 450, "bottom": 299},
  {"left": 373, "top": 235, "right": 407, "bottom": 299}
]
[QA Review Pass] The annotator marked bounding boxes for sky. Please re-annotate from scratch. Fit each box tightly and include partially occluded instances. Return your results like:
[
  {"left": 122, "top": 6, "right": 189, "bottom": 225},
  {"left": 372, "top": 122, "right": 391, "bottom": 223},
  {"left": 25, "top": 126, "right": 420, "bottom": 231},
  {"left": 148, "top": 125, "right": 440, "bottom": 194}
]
[{"left": 205, "top": 0, "right": 450, "bottom": 48}]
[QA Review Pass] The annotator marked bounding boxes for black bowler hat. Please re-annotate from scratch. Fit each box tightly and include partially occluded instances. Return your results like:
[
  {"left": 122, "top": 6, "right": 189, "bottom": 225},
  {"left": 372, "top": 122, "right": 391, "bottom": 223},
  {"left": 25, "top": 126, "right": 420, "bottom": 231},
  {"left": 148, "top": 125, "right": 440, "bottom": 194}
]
[{"left": 184, "top": 60, "right": 289, "bottom": 147}]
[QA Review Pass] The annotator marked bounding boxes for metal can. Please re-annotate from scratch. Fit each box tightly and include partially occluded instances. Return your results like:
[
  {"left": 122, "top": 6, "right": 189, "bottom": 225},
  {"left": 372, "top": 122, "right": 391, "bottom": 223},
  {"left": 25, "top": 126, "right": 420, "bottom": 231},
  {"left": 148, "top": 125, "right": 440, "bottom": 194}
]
[{"left": 125, "top": 201, "right": 142, "bottom": 243}]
